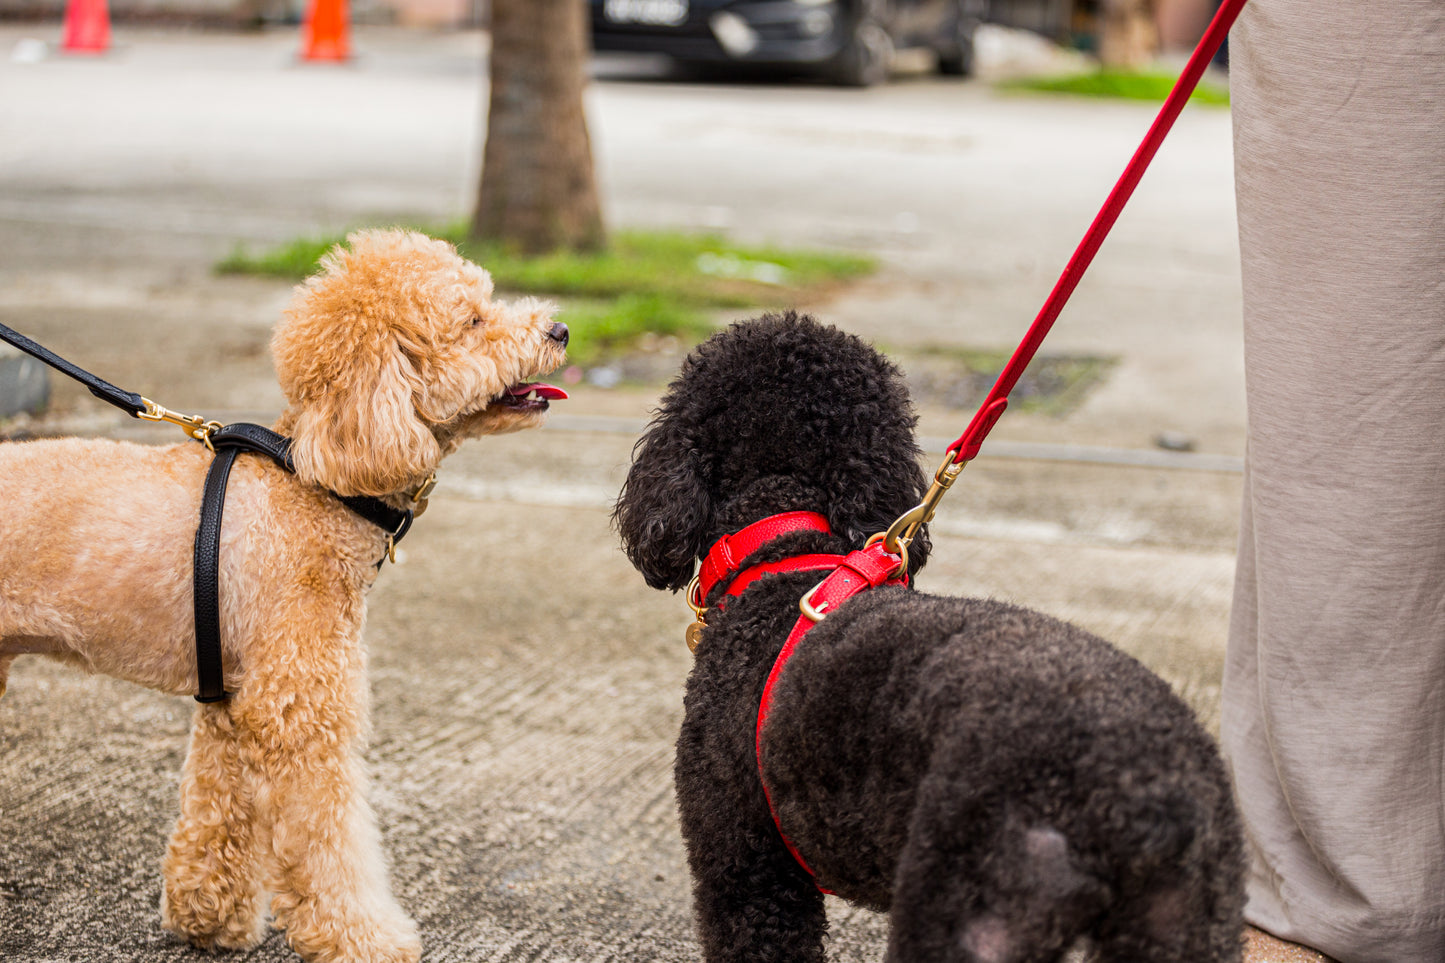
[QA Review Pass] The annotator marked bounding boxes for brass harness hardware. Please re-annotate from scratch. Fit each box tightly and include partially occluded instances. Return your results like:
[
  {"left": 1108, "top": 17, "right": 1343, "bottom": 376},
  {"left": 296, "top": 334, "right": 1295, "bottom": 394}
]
[
  {"left": 138, "top": 397, "right": 224, "bottom": 450},
  {"left": 409, "top": 471, "right": 438, "bottom": 518},
  {"left": 798, "top": 580, "right": 831, "bottom": 623},
  {"left": 876, "top": 450, "right": 967, "bottom": 562},
  {"left": 685, "top": 451, "right": 966, "bottom": 649},
  {"left": 387, "top": 472, "right": 440, "bottom": 564}
]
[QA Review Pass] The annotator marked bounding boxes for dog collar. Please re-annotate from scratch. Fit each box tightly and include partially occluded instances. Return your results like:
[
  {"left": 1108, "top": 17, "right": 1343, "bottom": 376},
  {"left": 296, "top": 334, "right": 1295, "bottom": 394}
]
[
  {"left": 685, "top": 512, "right": 839, "bottom": 652},
  {"left": 696, "top": 511, "right": 833, "bottom": 598}
]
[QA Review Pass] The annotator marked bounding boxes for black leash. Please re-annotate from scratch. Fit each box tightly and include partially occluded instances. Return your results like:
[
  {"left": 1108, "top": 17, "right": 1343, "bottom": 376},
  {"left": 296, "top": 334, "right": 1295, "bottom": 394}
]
[
  {"left": 1, "top": 321, "right": 146, "bottom": 416},
  {"left": 1, "top": 322, "right": 417, "bottom": 703}
]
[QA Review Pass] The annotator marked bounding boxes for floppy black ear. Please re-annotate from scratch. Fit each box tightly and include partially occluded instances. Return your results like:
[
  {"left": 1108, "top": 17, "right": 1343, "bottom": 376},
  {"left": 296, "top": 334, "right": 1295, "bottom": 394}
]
[{"left": 613, "top": 410, "right": 714, "bottom": 592}]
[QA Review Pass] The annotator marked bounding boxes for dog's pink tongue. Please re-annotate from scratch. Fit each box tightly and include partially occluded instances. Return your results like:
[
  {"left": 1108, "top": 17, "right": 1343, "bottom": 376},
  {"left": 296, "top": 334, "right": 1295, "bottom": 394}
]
[{"left": 507, "top": 383, "right": 568, "bottom": 401}]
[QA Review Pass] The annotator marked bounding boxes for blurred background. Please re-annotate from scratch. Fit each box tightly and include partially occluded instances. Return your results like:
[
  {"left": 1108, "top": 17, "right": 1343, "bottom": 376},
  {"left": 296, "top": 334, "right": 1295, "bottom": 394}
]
[{"left": 0, "top": 2, "right": 1243, "bottom": 960}]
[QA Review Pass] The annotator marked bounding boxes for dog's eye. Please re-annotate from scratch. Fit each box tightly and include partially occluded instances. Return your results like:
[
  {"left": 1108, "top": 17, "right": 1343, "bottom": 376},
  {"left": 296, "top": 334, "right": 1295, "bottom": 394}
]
[{"left": 470, "top": 316, "right": 483, "bottom": 327}]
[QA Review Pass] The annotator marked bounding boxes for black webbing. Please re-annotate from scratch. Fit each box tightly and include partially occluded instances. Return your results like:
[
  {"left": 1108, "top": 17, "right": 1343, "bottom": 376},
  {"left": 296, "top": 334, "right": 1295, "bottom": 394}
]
[
  {"left": 191, "top": 424, "right": 415, "bottom": 703},
  {"left": 193, "top": 446, "right": 239, "bottom": 703}
]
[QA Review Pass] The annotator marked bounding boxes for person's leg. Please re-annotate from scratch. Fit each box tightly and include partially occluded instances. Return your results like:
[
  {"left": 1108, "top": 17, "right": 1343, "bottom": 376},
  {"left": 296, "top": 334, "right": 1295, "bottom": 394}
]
[{"left": 1224, "top": 3, "right": 1445, "bottom": 962}]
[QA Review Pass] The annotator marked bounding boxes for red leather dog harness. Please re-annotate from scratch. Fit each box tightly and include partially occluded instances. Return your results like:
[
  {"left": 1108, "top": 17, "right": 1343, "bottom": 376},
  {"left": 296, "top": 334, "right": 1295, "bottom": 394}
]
[{"left": 692, "top": 512, "right": 908, "bottom": 889}]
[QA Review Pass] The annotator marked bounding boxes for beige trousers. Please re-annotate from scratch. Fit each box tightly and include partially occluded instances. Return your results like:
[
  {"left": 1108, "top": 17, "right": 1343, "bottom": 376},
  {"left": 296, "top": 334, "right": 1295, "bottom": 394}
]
[{"left": 1222, "top": 2, "right": 1445, "bottom": 962}]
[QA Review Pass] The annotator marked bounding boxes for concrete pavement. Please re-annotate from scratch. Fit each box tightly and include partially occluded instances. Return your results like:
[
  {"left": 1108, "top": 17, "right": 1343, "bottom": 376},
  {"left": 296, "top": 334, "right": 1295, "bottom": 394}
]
[{"left": 0, "top": 24, "right": 1243, "bottom": 962}]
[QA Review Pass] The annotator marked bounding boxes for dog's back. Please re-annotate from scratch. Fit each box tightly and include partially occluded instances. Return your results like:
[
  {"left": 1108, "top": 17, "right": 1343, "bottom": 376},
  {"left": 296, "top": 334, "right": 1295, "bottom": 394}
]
[
  {"left": 756, "top": 585, "right": 1245, "bottom": 962},
  {"left": 622, "top": 314, "right": 1243, "bottom": 963}
]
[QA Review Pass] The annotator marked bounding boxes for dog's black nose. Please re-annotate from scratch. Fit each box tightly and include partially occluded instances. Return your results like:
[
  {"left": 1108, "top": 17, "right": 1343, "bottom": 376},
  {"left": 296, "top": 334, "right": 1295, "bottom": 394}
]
[{"left": 547, "top": 322, "right": 569, "bottom": 347}]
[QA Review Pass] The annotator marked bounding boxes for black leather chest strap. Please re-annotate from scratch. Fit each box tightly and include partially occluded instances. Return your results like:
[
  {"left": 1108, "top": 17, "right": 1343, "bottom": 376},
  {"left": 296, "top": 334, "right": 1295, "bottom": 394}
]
[
  {"left": 191, "top": 423, "right": 415, "bottom": 703},
  {"left": 193, "top": 445, "right": 243, "bottom": 703}
]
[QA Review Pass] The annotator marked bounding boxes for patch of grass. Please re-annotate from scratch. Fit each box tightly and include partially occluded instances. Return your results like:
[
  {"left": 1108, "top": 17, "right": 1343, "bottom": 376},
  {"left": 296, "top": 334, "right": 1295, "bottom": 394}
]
[
  {"left": 217, "top": 235, "right": 341, "bottom": 278},
  {"left": 554, "top": 293, "right": 715, "bottom": 367},
  {"left": 902, "top": 346, "right": 1117, "bottom": 417},
  {"left": 999, "top": 68, "right": 1230, "bottom": 106},
  {"left": 218, "top": 225, "right": 875, "bottom": 371}
]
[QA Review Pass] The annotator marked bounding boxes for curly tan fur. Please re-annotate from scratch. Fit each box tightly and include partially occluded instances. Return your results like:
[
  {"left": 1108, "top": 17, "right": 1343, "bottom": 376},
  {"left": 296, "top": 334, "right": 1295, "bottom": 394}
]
[{"left": 0, "top": 229, "right": 567, "bottom": 963}]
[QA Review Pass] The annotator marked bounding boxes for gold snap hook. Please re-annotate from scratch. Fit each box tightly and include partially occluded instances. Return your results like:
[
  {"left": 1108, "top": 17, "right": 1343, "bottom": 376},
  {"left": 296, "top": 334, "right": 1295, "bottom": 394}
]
[
  {"left": 875, "top": 450, "right": 967, "bottom": 555},
  {"left": 139, "top": 397, "right": 222, "bottom": 448}
]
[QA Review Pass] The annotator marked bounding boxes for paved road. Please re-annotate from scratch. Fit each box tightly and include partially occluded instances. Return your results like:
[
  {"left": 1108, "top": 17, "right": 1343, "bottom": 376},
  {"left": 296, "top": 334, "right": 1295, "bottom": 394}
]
[{"left": 0, "top": 24, "right": 1243, "bottom": 962}]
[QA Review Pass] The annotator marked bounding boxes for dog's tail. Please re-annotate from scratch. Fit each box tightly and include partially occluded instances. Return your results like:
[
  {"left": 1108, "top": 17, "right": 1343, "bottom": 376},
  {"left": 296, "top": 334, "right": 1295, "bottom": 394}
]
[
  {"left": 952, "top": 794, "right": 1206, "bottom": 963},
  {"left": 893, "top": 799, "right": 1114, "bottom": 963}
]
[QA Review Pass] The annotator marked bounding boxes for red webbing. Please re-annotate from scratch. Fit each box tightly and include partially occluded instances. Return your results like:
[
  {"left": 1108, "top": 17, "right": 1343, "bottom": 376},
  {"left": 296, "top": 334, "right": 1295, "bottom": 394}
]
[
  {"left": 948, "top": 0, "right": 1249, "bottom": 464},
  {"left": 754, "top": 543, "right": 908, "bottom": 891}
]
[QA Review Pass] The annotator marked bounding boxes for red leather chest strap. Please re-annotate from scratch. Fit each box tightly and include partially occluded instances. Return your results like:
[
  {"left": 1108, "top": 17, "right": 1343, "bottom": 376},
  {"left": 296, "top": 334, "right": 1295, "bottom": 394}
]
[{"left": 753, "top": 541, "right": 907, "bottom": 890}]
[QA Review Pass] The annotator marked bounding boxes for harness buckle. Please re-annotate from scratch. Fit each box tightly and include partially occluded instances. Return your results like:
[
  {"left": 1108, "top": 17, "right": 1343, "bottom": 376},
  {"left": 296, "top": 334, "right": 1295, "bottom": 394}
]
[{"left": 799, "top": 580, "right": 831, "bottom": 623}]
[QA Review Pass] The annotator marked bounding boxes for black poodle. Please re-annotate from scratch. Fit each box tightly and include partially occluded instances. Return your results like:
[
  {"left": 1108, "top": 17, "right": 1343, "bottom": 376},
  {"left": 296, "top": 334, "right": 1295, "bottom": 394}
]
[{"left": 613, "top": 313, "right": 1243, "bottom": 963}]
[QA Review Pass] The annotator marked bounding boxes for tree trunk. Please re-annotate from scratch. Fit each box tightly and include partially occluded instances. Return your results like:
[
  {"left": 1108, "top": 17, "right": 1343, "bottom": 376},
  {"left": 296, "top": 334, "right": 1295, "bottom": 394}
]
[
  {"left": 472, "top": 0, "right": 605, "bottom": 254},
  {"left": 1097, "top": 0, "right": 1158, "bottom": 68}
]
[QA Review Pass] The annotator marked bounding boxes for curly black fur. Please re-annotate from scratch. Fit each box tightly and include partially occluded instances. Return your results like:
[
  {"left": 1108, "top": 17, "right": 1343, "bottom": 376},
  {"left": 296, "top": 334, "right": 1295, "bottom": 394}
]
[{"left": 614, "top": 313, "right": 1244, "bottom": 963}]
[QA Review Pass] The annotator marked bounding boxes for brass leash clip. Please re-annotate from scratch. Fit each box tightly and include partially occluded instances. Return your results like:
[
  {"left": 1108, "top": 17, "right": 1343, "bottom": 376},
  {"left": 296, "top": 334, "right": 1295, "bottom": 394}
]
[
  {"left": 138, "top": 397, "right": 223, "bottom": 450},
  {"left": 876, "top": 450, "right": 967, "bottom": 566}
]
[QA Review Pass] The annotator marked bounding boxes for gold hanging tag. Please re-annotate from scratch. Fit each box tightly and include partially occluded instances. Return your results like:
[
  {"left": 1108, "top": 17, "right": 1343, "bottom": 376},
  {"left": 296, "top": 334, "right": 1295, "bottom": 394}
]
[
  {"left": 684, "top": 574, "right": 707, "bottom": 653},
  {"left": 409, "top": 472, "right": 437, "bottom": 518},
  {"left": 685, "top": 619, "right": 706, "bottom": 653}
]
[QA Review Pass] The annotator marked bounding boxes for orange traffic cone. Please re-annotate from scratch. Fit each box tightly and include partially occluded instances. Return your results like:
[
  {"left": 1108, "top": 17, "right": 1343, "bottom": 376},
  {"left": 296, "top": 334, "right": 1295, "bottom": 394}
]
[
  {"left": 300, "top": 0, "right": 351, "bottom": 62},
  {"left": 61, "top": 0, "right": 111, "bottom": 55}
]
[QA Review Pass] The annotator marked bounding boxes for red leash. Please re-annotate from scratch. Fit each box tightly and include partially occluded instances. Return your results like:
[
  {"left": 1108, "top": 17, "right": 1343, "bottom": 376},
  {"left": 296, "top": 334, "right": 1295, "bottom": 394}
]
[
  {"left": 882, "top": 0, "right": 1251, "bottom": 559},
  {"left": 694, "top": 2, "right": 1249, "bottom": 892},
  {"left": 951, "top": 0, "right": 1248, "bottom": 465}
]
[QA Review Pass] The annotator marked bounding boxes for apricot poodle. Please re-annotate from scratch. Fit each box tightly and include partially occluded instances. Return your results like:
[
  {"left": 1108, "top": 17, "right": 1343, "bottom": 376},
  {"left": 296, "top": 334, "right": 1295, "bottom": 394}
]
[
  {"left": 615, "top": 313, "right": 1243, "bottom": 962},
  {"left": 0, "top": 229, "right": 568, "bottom": 963}
]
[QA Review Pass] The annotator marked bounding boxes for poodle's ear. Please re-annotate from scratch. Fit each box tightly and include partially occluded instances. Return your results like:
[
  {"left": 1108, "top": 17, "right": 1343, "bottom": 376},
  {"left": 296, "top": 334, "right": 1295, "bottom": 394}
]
[
  {"left": 613, "top": 412, "right": 714, "bottom": 593},
  {"left": 287, "top": 342, "right": 441, "bottom": 497}
]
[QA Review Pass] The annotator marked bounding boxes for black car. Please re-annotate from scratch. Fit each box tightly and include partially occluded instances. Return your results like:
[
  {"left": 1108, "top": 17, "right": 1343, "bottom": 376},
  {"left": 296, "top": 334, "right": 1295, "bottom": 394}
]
[{"left": 591, "top": 0, "right": 989, "bottom": 87}]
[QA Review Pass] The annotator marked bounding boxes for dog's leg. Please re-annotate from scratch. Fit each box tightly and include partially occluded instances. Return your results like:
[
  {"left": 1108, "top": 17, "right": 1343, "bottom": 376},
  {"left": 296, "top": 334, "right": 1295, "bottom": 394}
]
[
  {"left": 676, "top": 716, "right": 827, "bottom": 963},
  {"left": 1073, "top": 769, "right": 1243, "bottom": 963},
  {"left": 235, "top": 639, "right": 419, "bottom": 963},
  {"left": 162, "top": 703, "right": 269, "bottom": 950},
  {"left": 1086, "top": 831, "right": 1244, "bottom": 963},
  {"left": 0, "top": 654, "right": 12, "bottom": 700}
]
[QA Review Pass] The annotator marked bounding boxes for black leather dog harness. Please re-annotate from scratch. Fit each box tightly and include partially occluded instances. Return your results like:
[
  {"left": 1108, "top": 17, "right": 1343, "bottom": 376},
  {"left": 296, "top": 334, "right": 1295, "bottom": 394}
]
[
  {"left": 0, "top": 321, "right": 416, "bottom": 704},
  {"left": 691, "top": 512, "right": 909, "bottom": 890},
  {"left": 192, "top": 424, "right": 415, "bottom": 702}
]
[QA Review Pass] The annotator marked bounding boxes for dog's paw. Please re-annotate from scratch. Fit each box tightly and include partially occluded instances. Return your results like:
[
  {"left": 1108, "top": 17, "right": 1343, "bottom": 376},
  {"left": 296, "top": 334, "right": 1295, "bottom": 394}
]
[
  {"left": 289, "top": 922, "right": 422, "bottom": 963},
  {"left": 161, "top": 882, "right": 269, "bottom": 950},
  {"left": 278, "top": 900, "right": 421, "bottom": 963}
]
